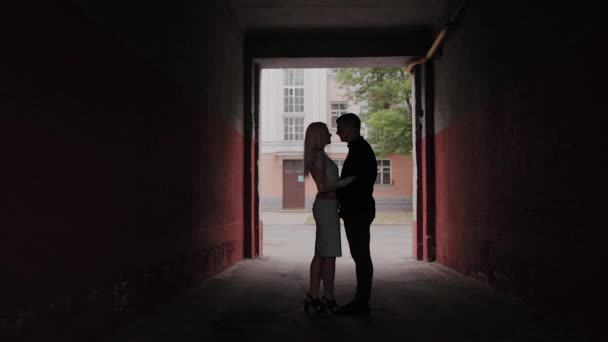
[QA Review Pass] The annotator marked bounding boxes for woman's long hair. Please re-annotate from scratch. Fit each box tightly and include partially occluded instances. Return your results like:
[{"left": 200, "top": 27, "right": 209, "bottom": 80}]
[{"left": 303, "top": 122, "right": 328, "bottom": 177}]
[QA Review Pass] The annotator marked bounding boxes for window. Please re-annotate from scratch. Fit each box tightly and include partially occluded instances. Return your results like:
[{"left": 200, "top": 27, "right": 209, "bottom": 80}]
[
  {"left": 284, "top": 160, "right": 304, "bottom": 172},
  {"left": 329, "top": 68, "right": 340, "bottom": 75},
  {"left": 330, "top": 103, "right": 348, "bottom": 128},
  {"left": 360, "top": 124, "right": 368, "bottom": 138},
  {"left": 376, "top": 160, "right": 392, "bottom": 185},
  {"left": 283, "top": 116, "right": 304, "bottom": 141},
  {"left": 333, "top": 159, "right": 391, "bottom": 186},
  {"left": 283, "top": 69, "right": 304, "bottom": 113},
  {"left": 332, "top": 159, "right": 345, "bottom": 175}
]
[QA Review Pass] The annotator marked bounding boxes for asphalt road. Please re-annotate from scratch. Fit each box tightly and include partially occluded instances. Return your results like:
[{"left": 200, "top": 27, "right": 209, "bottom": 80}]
[{"left": 263, "top": 224, "right": 412, "bottom": 263}]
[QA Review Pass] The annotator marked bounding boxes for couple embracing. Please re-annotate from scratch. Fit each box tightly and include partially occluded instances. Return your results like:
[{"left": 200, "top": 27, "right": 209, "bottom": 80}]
[{"left": 303, "top": 113, "right": 377, "bottom": 316}]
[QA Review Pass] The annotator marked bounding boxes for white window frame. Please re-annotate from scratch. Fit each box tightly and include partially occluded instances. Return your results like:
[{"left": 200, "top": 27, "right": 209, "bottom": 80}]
[
  {"left": 376, "top": 159, "right": 392, "bottom": 185},
  {"left": 330, "top": 102, "right": 348, "bottom": 128},
  {"left": 283, "top": 116, "right": 305, "bottom": 141},
  {"left": 332, "top": 159, "right": 345, "bottom": 175},
  {"left": 333, "top": 159, "right": 392, "bottom": 185},
  {"left": 283, "top": 69, "right": 304, "bottom": 113}
]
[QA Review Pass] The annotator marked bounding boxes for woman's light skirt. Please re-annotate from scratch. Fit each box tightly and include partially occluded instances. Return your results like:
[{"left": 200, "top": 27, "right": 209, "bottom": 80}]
[{"left": 312, "top": 198, "right": 342, "bottom": 257}]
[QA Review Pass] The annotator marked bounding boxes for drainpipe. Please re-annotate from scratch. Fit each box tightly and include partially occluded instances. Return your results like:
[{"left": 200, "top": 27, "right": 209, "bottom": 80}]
[
  {"left": 405, "top": 26, "right": 449, "bottom": 75},
  {"left": 408, "top": 0, "right": 470, "bottom": 261},
  {"left": 405, "top": 0, "right": 469, "bottom": 74}
]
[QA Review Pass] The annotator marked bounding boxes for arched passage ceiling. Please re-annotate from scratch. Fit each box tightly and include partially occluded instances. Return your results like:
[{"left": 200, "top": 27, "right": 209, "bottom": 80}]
[{"left": 230, "top": 0, "right": 463, "bottom": 67}]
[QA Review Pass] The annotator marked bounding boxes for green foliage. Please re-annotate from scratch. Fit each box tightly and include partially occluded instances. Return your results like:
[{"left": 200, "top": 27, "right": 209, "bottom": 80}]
[
  {"left": 366, "top": 110, "right": 411, "bottom": 157},
  {"left": 337, "top": 68, "right": 412, "bottom": 155}
]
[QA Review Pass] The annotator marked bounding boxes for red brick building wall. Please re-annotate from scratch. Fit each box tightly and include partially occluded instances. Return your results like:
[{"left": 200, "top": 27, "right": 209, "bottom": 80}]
[{"left": 259, "top": 152, "right": 413, "bottom": 209}]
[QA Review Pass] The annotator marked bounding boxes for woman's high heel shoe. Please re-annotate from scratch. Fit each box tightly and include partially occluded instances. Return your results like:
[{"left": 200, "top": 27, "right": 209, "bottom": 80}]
[
  {"left": 304, "top": 294, "right": 326, "bottom": 313},
  {"left": 321, "top": 296, "right": 338, "bottom": 313}
]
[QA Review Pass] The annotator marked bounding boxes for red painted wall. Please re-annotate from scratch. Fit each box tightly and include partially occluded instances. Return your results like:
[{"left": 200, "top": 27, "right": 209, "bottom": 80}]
[
  {"left": 431, "top": 1, "right": 605, "bottom": 336},
  {"left": 2, "top": 2, "right": 244, "bottom": 340}
]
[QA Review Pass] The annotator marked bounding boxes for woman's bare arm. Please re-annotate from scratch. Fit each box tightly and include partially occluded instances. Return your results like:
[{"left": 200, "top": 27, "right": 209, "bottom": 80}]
[{"left": 311, "top": 151, "right": 357, "bottom": 193}]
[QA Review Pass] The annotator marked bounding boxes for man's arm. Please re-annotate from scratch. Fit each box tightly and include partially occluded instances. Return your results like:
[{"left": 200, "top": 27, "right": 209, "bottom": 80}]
[
  {"left": 351, "top": 146, "right": 376, "bottom": 186},
  {"left": 312, "top": 152, "right": 357, "bottom": 192},
  {"left": 366, "top": 147, "right": 378, "bottom": 186}
]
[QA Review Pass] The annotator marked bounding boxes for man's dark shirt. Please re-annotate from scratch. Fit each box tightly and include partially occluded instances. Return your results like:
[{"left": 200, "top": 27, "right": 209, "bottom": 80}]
[{"left": 337, "top": 136, "right": 377, "bottom": 217}]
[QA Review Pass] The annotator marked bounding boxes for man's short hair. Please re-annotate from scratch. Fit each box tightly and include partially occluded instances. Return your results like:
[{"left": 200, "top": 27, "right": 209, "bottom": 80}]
[{"left": 336, "top": 113, "right": 361, "bottom": 130}]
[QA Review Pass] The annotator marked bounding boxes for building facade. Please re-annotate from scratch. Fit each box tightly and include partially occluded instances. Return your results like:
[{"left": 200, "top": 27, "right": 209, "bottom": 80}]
[{"left": 259, "top": 68, "right": 412, "bottom": 210}]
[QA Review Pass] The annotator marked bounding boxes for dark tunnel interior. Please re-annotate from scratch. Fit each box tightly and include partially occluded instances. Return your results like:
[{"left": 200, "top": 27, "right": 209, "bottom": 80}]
[{"left": 2, "top": 1, "right": 606, "bottom": 341}]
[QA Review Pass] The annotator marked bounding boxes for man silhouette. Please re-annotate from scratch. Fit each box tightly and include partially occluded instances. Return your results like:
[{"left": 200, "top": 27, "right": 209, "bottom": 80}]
[{"left": 335, "top": 113, "right": 377, "bottom": 315}]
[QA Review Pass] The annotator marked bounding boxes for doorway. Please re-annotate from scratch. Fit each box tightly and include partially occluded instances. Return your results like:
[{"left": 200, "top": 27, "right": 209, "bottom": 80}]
[
  {"left": 282, "top": 159, "right": 305, "bottom": 209},
  {"left": 254, "top": 66, "right": 415, "bottom": 261}
]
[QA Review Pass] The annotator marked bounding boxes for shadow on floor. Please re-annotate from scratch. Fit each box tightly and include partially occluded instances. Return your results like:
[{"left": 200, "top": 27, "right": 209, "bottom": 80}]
[{"left": 105, "top": 225, "right": 592, "bottom": 342}]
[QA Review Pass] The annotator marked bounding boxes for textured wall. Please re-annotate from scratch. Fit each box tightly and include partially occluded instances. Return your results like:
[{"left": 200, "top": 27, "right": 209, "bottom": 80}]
[
  {"left": 2, "top": 1, "right": 244, "bottom": 340},
  {"left": 431, "top": 1, "right": 605, "bottom": 335}
]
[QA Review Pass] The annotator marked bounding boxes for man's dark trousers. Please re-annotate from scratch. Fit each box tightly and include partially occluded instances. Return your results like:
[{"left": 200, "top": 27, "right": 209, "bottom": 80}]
[{"left": 343, "top": 209, "right": 374, "bottom": 304}]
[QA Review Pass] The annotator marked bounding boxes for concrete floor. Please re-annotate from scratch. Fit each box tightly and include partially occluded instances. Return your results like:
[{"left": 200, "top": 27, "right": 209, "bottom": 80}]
[{"left": 105, "top": 222, "right": 590, "bottom": 342}]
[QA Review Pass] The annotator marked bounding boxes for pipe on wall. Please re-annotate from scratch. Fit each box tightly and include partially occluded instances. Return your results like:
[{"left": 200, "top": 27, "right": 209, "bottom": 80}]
[
  {"left": 405, "top": 27, "right": 448, "bottom": 74},
  {"left": 405, "top": 0, "right": 469, "bottom": 74}
]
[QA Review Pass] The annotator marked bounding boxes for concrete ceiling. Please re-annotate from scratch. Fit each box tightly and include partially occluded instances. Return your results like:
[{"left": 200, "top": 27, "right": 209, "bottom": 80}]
[{"left": 229, "top": 0, "right": 462, "bottom": 31}]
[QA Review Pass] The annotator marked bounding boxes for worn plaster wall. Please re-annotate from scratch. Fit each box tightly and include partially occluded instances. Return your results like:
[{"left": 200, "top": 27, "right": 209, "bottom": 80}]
[
  {"left": 430, "top": 1, "right": 605, "bottom": 335},
  {"left": 2, "top": 1, "right": 244, "bottom": 340}
]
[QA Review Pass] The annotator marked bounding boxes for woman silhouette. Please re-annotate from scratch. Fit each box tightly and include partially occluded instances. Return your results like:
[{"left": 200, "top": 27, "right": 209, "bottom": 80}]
[{"left": 303, "top": 122, "right": 356, "bottom": 313}]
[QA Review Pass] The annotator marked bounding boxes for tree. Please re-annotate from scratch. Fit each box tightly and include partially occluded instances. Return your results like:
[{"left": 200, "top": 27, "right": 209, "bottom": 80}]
[
  {"left": 336, "top": 68, "right": 412, "bottom": 156},
  {"left": 365, "top": 109, "right": 410, "bottom": 157}
]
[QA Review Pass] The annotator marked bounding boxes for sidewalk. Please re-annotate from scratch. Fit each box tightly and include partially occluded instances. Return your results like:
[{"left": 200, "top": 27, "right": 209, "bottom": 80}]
[
  {"left": 260, "top": 209, "right": 413, "bottom": 226},
  {"left": 260, "top": 210, "right": 312, "bottom": 225}
]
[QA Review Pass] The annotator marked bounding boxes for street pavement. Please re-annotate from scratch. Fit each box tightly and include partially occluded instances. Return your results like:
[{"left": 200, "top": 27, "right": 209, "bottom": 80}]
[{"left": 263, "top": 224, "right": 412, "bottom": 262}]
